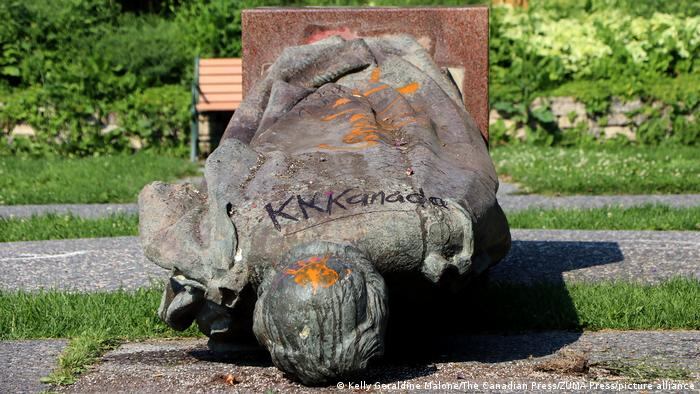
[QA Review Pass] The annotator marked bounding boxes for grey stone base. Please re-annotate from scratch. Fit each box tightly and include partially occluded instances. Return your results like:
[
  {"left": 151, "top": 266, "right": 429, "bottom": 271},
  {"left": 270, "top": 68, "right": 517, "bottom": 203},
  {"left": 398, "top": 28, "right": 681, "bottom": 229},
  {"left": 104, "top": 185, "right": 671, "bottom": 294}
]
[
  {"left": 62, "top": 331, "right": 699, "bottom": 393},
  {"left": 0, "top": 339, "right": 67, "bottom": 394}
]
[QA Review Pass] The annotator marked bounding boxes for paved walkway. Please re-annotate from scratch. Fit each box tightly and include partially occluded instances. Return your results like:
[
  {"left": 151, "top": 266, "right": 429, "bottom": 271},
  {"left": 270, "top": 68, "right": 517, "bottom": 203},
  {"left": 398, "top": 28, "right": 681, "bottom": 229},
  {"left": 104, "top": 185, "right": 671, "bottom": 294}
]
[
  {"left": 2, "top": 182, "right": 700, "bottom": 218},
  {"left": 499, "top": 192, "right": 700, "bottom": 212},
  {"left": 490, "top": 229, "right": 700, "bottom": 285},
  {"left": 0, "top": 237, "right": 164, "bottom": 292},
  {"left": 1, "top": 230, "right": 698, "bottom": 292},
  {"left": 1, "top": 181, "right": 698, "bottom": 393},
  {"left": 0, "top": 203, "right": 138, "bottom": 219},
  {"left": 496, "top": 181, "right": 700, "bottom": 212},
  {"left": 0, "top": 176, "right": 202, "bottom": 219},
  {"left": 60, "top": 331, "right": 699, "bottom": 393},
  {"left": 0, "top": 340, "right": 67, "bottom": 394}
]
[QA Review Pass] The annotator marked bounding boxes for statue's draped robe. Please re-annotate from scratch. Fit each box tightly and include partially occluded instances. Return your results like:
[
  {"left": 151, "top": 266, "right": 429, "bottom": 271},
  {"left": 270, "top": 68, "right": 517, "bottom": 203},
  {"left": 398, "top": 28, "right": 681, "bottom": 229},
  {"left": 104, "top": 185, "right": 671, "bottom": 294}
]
[
  {"left": 139, "top": 35, "right": 510, "bottom": 343},
  {"left": 221, "top": 36, "right": 509, "bottom": 278}
]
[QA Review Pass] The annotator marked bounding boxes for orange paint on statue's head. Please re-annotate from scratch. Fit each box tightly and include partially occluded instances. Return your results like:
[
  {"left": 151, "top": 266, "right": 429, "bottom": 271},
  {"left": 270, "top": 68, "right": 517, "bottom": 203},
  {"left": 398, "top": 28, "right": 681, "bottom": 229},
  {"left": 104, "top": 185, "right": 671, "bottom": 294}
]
[{"left": 285, "top": 255, "right": 340, "bottom": 294}]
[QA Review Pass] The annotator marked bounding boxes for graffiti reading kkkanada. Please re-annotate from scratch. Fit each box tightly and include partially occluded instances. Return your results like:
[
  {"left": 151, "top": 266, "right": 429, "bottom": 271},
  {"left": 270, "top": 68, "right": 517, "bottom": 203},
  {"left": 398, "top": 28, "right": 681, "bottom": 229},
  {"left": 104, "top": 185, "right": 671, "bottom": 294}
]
[{"left": 264, "top": 188, "right": 448, "bottom": 231}]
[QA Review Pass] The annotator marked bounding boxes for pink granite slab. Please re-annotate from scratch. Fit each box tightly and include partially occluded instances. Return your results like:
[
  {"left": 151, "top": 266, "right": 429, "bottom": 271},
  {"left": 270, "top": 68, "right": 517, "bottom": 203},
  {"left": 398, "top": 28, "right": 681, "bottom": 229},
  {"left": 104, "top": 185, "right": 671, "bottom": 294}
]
[{"left": 242, "top": 6, "right": 490, "bottom": 141}]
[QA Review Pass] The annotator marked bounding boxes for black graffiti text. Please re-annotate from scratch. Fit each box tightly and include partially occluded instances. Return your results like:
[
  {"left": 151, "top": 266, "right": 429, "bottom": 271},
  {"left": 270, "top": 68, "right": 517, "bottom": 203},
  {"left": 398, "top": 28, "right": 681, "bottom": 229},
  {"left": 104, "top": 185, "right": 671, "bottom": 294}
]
[{"left": 264, "top": 188, "right": 448, "bottom": 231}]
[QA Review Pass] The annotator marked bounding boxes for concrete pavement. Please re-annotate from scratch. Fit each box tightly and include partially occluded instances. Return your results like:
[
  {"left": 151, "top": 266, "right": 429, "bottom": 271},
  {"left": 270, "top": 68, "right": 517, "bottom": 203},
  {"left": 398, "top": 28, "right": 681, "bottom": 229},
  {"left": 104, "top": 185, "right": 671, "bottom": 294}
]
[{"left": 1, "top": 230, "right": 698, "bottom": 292}]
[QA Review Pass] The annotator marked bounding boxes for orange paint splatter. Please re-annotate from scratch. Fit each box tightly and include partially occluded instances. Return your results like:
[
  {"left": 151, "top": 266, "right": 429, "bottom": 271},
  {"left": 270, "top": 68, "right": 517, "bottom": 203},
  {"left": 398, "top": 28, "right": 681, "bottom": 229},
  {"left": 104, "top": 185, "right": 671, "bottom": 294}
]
[
  {"left": 316, "top": 79, "right": 397, "bottom": 151},
  {"left": 349, "top": 113, "right": 368, "bottom": 123},
  {"left": 322, "top": 109, "right": 355, "bottom": 121},
  {"left": 285, "top": 255, "right": 339, "bottom": 294},
  {"left": 343, "top": 129, "right": 378, "bottom": 144},
  {"left": 396, "top": 82, "right": 420, "bottom": 95},
  {"left": 370, "top": 67, "right": 381, "bottom": 83},
  {"left": 363, "top": 85, "right": 389, "bottom": 96},
  {"left": 349, "top": 127, "right": 377, "bottom": 134},
  {"left": 318, "top": 142, "right": 378, "bottom": 151},
  {"left": 332, "top": 98, "right": 351, "bottom": 108}
]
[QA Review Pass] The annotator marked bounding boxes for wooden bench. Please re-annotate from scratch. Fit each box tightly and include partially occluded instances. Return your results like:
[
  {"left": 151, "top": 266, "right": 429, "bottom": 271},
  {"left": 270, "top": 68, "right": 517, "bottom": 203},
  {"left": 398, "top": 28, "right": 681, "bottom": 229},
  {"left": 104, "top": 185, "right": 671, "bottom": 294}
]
[{"left": 191, "top": 57, "right": 243, "bottom": 160}]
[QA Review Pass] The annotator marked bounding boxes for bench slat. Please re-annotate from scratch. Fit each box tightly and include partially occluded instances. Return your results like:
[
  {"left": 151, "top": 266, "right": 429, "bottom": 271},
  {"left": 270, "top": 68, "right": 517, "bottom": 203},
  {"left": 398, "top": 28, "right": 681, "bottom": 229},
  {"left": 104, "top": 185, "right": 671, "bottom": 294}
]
[
  {"left": 196, "top": 102, "right": 241, "bottom": 111},
  {"left": 198, "top": 93, "right": 243, "bottom": 103},
  {"left": 195, "top": 58, "right": 243, "bottom": 113},
  {"left": 199, "top": 58, "right": 242, "bottom": 66},
  {"left": 199, "top": 66, "right": 243, "bottom": 76},
  {"left": 198, "top": 84, "right": 243, "bottom": 93},
  {"left": 199, "top": 75, "right": 243, "bottom": 84}
]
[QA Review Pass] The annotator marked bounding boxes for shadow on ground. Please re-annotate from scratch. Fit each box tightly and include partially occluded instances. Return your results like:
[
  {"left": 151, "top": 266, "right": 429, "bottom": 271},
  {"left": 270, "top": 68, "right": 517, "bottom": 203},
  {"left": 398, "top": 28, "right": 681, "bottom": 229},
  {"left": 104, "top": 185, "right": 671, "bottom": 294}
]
[
  {"left": 488, "top": 240, "right": 625, "bottom": 284},
  {"left": 182, "top": 240, "right": 625, "bottom": 385}
]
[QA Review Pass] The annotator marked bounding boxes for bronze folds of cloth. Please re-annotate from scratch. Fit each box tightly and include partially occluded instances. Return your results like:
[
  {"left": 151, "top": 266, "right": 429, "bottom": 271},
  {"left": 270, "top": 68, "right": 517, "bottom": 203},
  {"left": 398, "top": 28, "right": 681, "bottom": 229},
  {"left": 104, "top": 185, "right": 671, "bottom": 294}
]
[{"left": 139, "top": 35, "right": 510, "bottom": 385}]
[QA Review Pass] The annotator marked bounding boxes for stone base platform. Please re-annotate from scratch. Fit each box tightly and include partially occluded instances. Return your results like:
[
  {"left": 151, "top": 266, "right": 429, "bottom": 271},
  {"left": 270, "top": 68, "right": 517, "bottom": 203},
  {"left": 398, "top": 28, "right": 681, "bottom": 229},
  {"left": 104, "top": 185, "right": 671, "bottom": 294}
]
[{"left": 60, "top": 331, "right": 699, "bottom": 393}]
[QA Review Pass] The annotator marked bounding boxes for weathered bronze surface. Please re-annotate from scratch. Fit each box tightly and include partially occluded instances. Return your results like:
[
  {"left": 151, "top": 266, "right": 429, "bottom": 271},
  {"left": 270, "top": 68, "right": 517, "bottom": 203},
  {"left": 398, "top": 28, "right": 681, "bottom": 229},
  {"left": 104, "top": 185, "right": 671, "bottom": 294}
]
[{"left": 140, "top": 34, "right": 509, "bottom": 385}]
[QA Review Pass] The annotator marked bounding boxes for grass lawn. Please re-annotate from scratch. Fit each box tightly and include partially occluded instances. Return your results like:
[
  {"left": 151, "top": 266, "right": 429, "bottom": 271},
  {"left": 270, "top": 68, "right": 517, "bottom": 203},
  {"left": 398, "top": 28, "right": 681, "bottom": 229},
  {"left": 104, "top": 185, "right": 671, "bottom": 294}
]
[
  {"left": 1, "top": 146, "right": 695, "bottom": 205},
  {"left": 0, "top": 287, "right": 200, "bottom": 384},
  {"left": 0, "top": 287, "right": 200, "bottom": 340},
  {"left": 472, "top": 277, "right": 700, "bottom": 331},
  {"left": 1, "top": 278, "right": 696, "bottom": 339},
  {"left": 2, "top": 278, "right": 697, "bottom": 383},
  {"left": 0, "top": 152, "right": 198, "bottom": 205},
  {"left": 508, "top": 205, "right": 700, "bottom": 231},
  {"left": 491, "top": 145, "right": 700, "bottom": 195},
  {"left": 0, "top": 214, "right": 138, "bottom": 242}
]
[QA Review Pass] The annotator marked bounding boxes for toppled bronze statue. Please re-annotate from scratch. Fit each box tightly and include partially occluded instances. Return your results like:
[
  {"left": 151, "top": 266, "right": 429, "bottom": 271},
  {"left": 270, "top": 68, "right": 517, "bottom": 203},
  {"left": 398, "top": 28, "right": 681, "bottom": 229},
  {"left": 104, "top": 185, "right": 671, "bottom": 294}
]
[{"left": 139, "top": 35, "right": 510, "bottom": 385}]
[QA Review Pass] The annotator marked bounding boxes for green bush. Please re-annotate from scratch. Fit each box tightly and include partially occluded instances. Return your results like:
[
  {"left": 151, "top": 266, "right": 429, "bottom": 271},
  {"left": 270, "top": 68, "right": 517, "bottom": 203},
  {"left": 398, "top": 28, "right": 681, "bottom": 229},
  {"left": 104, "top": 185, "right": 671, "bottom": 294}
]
[
  {"left": 172, "top": 0, "right": 247, "bottom": 58},
  {"left": 534, "top": 75, "right": 700, "bottom": 146},
  {"left": 488, "top": 4, "right": 700, "bottom": 146},
  {"left": 114, "top": 85, "right": 191, "bottom": 155},
  {"left": 0, "top": 86, "right": 105, "bottom": 156},
  {"left": 530, "top": 0, "right": 700, "bottom": 18},
  {"left": 96, "top": 16, "right": 191, "bottom": 88},
  {"left": 0, "top": 0, "right": 119, "bottom": 88},
  {"left": 490, "top": 6, "right": 700, "bottom": 101},
  {"left": 1, "top": 0, "right": 698, "bottom": 156},
  {"left": 0, "top": 85, "right": 189, "bottom": 156}
]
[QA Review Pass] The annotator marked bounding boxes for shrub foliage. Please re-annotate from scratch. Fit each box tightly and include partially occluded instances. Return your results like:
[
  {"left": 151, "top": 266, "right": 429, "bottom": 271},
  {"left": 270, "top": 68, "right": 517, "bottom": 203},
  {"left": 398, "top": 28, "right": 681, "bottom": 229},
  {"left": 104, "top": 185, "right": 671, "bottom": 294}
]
[{"left": 0, "top": 0, "right": 698, "bottom": 156}]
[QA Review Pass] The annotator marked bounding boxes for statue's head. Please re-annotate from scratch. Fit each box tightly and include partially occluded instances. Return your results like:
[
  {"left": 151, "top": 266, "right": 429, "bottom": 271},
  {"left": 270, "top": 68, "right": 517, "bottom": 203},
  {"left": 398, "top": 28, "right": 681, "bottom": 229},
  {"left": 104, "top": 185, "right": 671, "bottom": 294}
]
[{"left": 253, "top": 242, "right": 388, "bottom": 385}]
